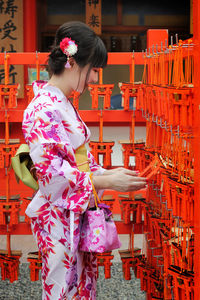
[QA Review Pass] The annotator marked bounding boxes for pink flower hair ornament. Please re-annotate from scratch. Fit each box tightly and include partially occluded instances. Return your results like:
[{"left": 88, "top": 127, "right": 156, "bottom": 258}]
[{"left": 60, "top": 37, "right": 78, "bottom": 69}]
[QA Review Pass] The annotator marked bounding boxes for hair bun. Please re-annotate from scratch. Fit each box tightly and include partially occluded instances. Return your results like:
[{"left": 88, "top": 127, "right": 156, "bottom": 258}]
[{"left": 48, "top": 46, "right": 67, "bottom": 75}]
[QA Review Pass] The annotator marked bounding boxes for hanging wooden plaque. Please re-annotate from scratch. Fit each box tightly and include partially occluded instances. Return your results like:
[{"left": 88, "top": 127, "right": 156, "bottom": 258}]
[
  {"left": 86, "top": 0, "right": 102, "bottom": 35},
  {"left": 0, "top": 0, "right": 24, "bottom": 97}
]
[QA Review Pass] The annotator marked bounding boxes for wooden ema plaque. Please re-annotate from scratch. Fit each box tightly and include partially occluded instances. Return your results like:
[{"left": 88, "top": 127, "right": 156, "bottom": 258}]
[
  {"left": 86, "top": 0, "right": 101, "bottom": 35},
  {"left": 0, "top": 0, "right": 24, "bottom": 97}
]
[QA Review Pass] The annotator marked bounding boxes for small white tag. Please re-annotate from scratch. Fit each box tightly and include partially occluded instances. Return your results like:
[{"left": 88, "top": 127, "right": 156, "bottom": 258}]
[
  {"left": 160, "top": 180, "right": 164, "bottom": 192},
  {"left": 129, "top": 156, "right": 135, "bottom": 167}
]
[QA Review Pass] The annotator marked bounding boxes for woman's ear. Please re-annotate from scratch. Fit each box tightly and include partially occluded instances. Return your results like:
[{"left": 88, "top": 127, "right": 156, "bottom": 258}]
[{"left": 68, "top": 57, "right": 75, "bottom": 68}]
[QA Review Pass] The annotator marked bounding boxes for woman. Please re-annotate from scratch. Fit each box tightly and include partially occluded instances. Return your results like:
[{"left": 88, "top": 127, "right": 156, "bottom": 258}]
[{"left": 22, "top": 21, "right": 147, "bottom": 300}]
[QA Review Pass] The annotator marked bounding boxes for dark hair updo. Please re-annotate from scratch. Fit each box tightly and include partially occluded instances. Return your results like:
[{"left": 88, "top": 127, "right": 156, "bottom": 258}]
[{"left": 48, "top": 21, "right": 108, "bottom": 75}]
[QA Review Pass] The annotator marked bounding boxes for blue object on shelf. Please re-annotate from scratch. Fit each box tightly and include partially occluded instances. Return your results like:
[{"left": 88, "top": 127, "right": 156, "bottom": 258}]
[{"left": 110, "top": 94, "right": 135, "bottom": 110}]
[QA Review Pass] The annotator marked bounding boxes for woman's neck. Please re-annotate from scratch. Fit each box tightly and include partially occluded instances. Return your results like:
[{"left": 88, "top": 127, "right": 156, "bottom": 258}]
[{"left": 48, "top": 74, "right": 72, "bottom": 97}]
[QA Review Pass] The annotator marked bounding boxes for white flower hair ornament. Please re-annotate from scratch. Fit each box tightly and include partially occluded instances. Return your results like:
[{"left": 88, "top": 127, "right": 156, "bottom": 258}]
[{"left": 60, "top": 37, "right": 78, "bottom": 69}]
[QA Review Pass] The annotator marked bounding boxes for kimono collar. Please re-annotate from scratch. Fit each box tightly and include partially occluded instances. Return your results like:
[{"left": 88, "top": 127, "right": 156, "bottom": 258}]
[{"left": 32, "top": 80, "right": 67, "bottom": 99}]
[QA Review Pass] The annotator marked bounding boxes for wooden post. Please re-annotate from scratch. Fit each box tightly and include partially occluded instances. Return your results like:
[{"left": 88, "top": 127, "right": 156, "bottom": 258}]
[
  {"left": 23, "top": 0, "right": 36, "bottom": 51},
  {"left": 117, "top": 0, "right": 122, "bottom": 25},
  {"left": 130, "top": 52, "right": 135, "bottom": 84},
  {"left": 99, "top": 111, "right": 103, "bottom": 143},
  {"left": 99, "top": 68, "right": 103, "bottom": 84},
  {"left": 193, "top": 0, "right": 200, "bottom": 299}
]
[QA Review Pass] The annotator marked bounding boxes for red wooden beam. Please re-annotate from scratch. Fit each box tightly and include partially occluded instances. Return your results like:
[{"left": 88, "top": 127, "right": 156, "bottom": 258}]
[
  {"left": 115, "top": 221, "right": 143, "bottom": 234},
  {"left": 0, "top": 109, "right": 145, "bottom": 124},
  {"left": 79, "top": 110, "right": 145, "bottom": 125},
  {"left": 0, "top": 53, "right": 48, "bottom": 65},
  {"left": 0, "top": 52, "right": 144, "bottom": 65},
  {"left": 0, "top": 223, "right": 32, "bottom": 235}
]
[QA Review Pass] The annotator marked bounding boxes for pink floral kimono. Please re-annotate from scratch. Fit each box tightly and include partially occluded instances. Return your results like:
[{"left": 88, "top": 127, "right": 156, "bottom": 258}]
[{"left": 22, "top": 81, "right": 105, "bottom": 300}]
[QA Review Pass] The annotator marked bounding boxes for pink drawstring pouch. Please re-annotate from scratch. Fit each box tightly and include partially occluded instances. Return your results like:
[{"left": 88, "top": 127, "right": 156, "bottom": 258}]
[
  {"left": 79, "top": 175, "right": 121, "bottom": 253},
  {"left": 79, "top": 204, "right": 121, "bottom": 253}
]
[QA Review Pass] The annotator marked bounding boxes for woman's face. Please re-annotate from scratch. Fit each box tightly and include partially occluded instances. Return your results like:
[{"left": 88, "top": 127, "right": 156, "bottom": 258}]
[{"left": 74, "top": 65, "right": 99, "bottom": 93}]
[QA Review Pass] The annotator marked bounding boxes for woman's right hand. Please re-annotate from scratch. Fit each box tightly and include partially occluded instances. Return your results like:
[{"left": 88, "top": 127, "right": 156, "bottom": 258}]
[{"left": 92, "top": 169, "right": 147, "bottom": 192}]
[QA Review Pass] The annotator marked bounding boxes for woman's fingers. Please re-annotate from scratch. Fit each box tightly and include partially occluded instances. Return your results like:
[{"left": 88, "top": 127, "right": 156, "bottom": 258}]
[
  {"left": 105, "top": 168, "right": 143, "bottom": 179},
  {"left": 120, "top": 168, "right": 141, "bottom": 177},
  {"left": 131, "top": 176, "right": 147, "bottom": 182},
  {"left": 120, "top": 169, "right": 147, "bottom": 182},
  {"left": 129, "top": 181, "right": 147, "bottom": 191},
  {"left": 125, "top": 173, "right": 147, "bottom": 182}
]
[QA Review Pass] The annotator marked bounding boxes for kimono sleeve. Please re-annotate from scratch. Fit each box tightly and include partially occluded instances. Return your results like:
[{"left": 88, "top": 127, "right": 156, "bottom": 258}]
[
  {"left": 87, "top": 151, "right": 106, "bottom": 176},
  {"left": 23, "top": 101, "right": 93, "bottom": 214}
]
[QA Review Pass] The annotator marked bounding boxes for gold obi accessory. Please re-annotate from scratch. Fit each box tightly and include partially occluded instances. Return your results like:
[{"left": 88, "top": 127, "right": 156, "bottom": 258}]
[
  {"left": 74, "top": 144, "right": 90, "bottom": 172},
  {"left": 11, "top": 144, "right": 39, "bottom": 191}
]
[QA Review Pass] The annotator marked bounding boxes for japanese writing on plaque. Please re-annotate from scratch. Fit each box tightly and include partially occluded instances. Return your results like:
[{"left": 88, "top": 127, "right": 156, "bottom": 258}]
[
  {"left": 86, "top": 0, "right": 101, "bottom": 35},
  {"left": 0, "top": 0, "right": 23, "bottom": 90},
  {"left": 88, "top": 0, "right": 99, "bottom": 9}
]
